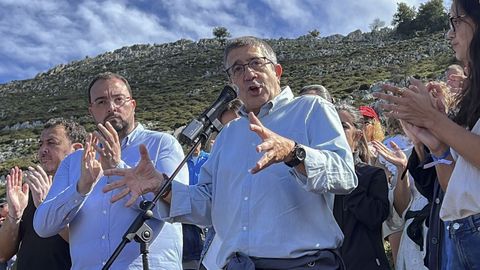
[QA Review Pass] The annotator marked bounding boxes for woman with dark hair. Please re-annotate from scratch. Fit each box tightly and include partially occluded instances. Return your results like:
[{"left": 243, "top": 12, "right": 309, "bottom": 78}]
[
  {"left": 375, "top": 0, "right": 480, "bottom": 268},
  {"left": 333, "top": 103, "right": 390, "bottom": 270}
]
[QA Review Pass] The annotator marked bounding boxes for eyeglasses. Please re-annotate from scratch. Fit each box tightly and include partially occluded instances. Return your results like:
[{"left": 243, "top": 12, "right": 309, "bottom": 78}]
[
  {"left": 449, "top": 14, "right": 467, "bottom": 33},
  {"left": 91, "top": 96, "right": 132, "bottom": 108},
  {"left": 225, "top": 57, "right": 275, "bottom": 78}
]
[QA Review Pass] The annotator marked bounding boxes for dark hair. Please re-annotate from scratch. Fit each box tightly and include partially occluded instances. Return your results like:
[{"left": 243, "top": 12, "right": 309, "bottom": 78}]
[
  {"left": 223, "top": 36, "right": 277, "bottom": 68},
  {"left": 44, "top": 118, "right": 86, "bottom": 144},
  {"left": 299, "top": 84, "right": 333, "bottom": 102},
  {"left": 452, "top": 0, "right": 480, "bottom": 129},
  {"left": 87, "top": 72, "right": 132, "bottom": 103}
]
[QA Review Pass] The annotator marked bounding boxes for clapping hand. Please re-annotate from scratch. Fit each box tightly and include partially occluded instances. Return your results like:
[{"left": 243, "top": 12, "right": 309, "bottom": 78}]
[
  {"left": 93, "top": 122, "right": 121, "bottom": 170},
  {"left": 376, "top": 79, "right": 439, "bottom": 128},
  {"left": 24, "top": 165, "right": 53, "bottom": 207},
  {"left": 77, "top": 133, "right": 103, "bottom": 195},
  {"left": 6, "top": 167, "right": 29, "bottom": 221},
  {"left": 371, "top": 140, "right": 407, "bottom": 170}
]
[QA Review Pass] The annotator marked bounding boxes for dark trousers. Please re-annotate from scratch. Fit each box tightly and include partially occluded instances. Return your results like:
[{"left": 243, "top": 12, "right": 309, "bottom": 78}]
[{"left": 225, "top": 249, "right": 344, "bottom": 270}]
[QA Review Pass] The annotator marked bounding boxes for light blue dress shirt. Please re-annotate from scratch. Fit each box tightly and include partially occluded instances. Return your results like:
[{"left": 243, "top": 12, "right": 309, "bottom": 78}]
[
  {"left": 34, "top": 124, "right": 188, "bottom": 270},
  {"left": 164, "top": 87, "right": 358, "bottom": 268}
]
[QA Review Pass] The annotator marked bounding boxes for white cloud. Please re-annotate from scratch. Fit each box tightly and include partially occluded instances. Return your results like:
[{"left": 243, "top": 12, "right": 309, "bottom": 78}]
[
  {"left": 0, "top": 0, "right": 184, "bottom": 81},
  {"left": 0, "top": 0, "right": 448, "bottom": 83}
]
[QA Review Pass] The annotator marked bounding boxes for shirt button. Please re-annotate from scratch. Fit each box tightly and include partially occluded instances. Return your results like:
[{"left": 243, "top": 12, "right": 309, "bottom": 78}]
[
  {"left": 103, "top": 210, "right": 107, "bottom": 215},
  {"left": 74, "top": 200, "right": 79, "bottom": 204},
  {"left": 244, "top": 197, "right": 249, "bottom": 201},
  {"left": 431, "top": 237, "right": 438, "bottom": 244},
  {"left": 435, "top": 198, "right": 440, "bottom": 204},
  {"left": 102, "top": 235, "right": 106, "bottom": 240},
  {"left": 453, "top": 223, "right": 460, "bottom": 230},
  {"left": 242, "top": 226, "right": 247, "bottom": 231}
]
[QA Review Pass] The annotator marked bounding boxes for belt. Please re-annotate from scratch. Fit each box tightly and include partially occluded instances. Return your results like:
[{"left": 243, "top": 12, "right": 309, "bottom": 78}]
[{"left": 224, "top": 249, "right": 343, "bottom": 270}]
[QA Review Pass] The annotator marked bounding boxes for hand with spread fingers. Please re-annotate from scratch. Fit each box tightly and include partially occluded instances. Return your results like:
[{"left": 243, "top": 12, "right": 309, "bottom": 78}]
[
  {"left": 248, "top": 112, "right": 296, "bottom": 174},
  {"left": 103, "top": 144, "right": 166, "bottom": 207},
  {"left": 375, "top": 79, "right": 442, "bottom": 128},
  {"left": 24, "top": 165, "right": 53, "bottom": 207},
  {"left": 6, "top": 167, "right": 29, "bottom": 221},
  {"left": 77, "top": 133, "right": 103, "bottom": 195},
  {"left": 93, "top": 122, "right": 121, "bottom": 170},
  {"left": 371, "top": 140, "right": 407, "bottom": 171}
]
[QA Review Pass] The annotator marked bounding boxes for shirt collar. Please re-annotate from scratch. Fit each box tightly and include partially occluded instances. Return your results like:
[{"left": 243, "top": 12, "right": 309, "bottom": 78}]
[
  {"left": 238, "top": 86, "right": 294, "bottom": 118},
  {"left": 121, "top": 123, "right": 143, "bottom": 148}
]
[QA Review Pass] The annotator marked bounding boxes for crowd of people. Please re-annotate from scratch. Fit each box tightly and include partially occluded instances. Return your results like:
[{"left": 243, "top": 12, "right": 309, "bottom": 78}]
[{"left": 0, "top": 0, "right": 479, "bottom": 269}]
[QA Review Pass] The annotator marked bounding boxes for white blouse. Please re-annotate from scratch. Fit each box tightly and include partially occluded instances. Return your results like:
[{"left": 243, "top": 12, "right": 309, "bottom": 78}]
[{"left": 440, "top": 119, "right": 480, "bottom": 221}]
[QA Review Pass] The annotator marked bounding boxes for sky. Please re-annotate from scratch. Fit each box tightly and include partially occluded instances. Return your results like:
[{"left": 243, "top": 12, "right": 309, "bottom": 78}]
[{"left": 0, "top": 0, "right": 450, "bottom": 84}]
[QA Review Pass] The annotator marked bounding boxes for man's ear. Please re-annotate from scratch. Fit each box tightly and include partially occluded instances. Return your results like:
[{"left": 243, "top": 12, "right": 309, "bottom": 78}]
[
  {"left": 275, "top": 64, "right": 283, "bottom": 79},
  {"left": 72, "top": 143, "right": 83, "bottom": 150}
]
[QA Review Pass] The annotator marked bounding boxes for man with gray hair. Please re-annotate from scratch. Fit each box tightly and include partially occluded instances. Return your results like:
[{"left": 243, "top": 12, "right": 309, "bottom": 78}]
[{"left": 103, "top": 37, "right": 357, "bottom": 269}]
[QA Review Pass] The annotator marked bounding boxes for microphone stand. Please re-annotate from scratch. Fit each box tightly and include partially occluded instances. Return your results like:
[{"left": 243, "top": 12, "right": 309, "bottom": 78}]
[{"left": 102, "top": 123, "right": 220, "bottom": 270}]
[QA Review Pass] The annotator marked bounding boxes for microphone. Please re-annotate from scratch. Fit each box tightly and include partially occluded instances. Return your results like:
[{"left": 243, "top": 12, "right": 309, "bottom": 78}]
[{"left": 179, "top": 84, "right": 238, "bottom": 145}]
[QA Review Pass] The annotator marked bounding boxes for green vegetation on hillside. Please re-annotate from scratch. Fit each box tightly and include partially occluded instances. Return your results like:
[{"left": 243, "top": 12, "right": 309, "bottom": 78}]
[{"left": 0, "top": 30, "right": 455, "bottom": 176}]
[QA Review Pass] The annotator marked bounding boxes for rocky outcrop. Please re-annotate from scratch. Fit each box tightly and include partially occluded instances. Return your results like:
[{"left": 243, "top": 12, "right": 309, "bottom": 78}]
[{"left": 0, "top": 30, "right": 453, "bottom": 176}]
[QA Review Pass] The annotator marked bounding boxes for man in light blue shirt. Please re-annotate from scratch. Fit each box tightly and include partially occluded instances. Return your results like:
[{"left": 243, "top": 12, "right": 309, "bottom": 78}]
[
  {"left": 34, "top": 72, "right": 187, "bottom": 269},
  {"left": 103, "top": 37, "right": 358, "bottom": 269}
]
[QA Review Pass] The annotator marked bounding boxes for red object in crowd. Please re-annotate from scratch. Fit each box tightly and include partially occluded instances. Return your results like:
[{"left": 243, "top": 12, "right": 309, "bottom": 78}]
[{"left": 359, "top": 106, "right": 379, "bottom": 120}]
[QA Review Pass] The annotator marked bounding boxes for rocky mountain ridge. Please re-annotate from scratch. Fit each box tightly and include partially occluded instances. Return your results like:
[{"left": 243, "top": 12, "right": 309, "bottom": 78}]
[{"left": 0, "top": 28, "right": 453, "bottom": 180}]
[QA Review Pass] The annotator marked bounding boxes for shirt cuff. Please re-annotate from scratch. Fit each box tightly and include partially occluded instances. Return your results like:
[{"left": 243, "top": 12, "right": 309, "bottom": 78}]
[
  {"left": 158, "top": 181, "right": 192, "bottom": 222},
  {"left": 291, "top": 146, "right": 328, "bottom": 192}
]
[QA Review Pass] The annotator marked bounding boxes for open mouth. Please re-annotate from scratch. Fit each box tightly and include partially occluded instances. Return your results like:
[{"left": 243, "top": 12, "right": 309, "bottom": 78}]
[{"left": 248, "top": 85, "right": 262, "bottom": 95}]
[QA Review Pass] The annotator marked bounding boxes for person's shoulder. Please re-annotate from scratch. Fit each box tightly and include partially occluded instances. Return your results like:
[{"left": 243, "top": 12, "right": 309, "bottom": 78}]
[
  {"left": 356, "top": 163, "right": 387, "bottom": 178},
  {"left": 64, "top": 149, "right": 84, "bottom": 161},
  {"left": 292, "top": 95, "right": 335, "bottom": 112},
  {"left": 55, "top": 149, "right": 83, "bottom": 170},
  {"left": 140, "top": 128, "right": 177, "bottom": 143}
]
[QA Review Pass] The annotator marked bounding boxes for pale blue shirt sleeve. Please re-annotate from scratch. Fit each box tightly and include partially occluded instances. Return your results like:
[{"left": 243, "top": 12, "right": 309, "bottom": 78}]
[
  {"left": 146, "top": 134, "right": 190, "bottom": 219},
  {"left": 34, "top": 150, "right": 86, "bottom": 237},
  {"left": 290, "top": 99, "right": 357, "bottom": 194}
]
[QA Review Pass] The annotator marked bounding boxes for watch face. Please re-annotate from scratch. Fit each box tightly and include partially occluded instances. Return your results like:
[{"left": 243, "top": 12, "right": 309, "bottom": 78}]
[{"left": 296, "top": 147, "right": 306, "bottom": 160}]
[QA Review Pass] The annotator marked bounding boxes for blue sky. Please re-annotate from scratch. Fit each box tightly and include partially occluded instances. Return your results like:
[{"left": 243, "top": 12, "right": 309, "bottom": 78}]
[{"left": 0, "top": 0, "right": 450, "bottom": 84}]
